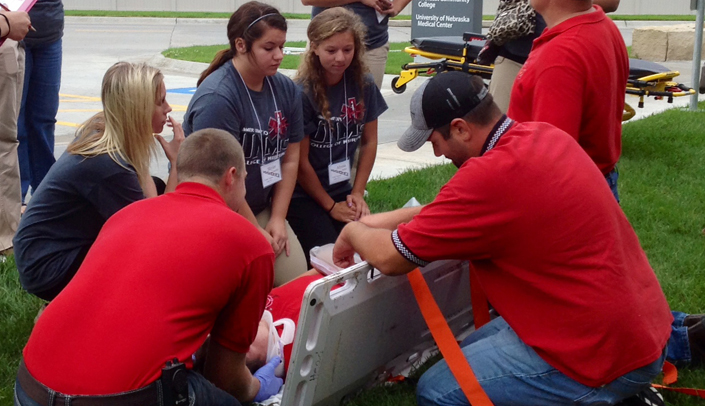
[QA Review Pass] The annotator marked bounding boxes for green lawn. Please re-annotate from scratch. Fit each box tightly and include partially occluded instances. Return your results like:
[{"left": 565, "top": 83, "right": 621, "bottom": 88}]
[
  {"left": 2, "top": 104, "right": 705, "bottom": 404},
  {"left": 65, "top": 10, "right": 698, "bottom": 22},
  {"left": 162, "top": 41, "right": 414, "bottom": 75}
]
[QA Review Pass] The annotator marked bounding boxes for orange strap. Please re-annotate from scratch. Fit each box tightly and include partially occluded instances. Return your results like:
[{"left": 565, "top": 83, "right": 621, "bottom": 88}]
[
  {"left": 651, "top": 361, "right": 705, "bottom": 398},
  {"left": 407, "top": 268, "right": 494, "bottom": 406}
]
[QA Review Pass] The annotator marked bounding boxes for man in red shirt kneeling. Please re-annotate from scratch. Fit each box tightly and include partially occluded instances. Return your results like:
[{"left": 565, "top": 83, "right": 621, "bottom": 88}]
[
  {"left": 15, "top": 129, "right": 282, "bottom": 406},
  {"left": 333, "top": 72, "right": 673, "bottom": 406}
]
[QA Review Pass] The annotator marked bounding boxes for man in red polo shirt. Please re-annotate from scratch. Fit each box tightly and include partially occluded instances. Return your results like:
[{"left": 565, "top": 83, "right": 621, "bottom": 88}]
[
  {"left": 15, "top": 129, "right": 283, "bottom": 406},
  {"left": 507, "top": 0, "right": 629, "bottom": 201},
  {"left": 333, "top": 72, "right": 672, "bottom": 406}
]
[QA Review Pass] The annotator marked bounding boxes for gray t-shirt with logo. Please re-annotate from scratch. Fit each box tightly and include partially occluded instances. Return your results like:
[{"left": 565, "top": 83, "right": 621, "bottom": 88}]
[
  {"left": 184, "top": 63, "right": 304, "bottom": 214},
  {"left": 295, "top": 73, "right": 387, "bottom": 198}
]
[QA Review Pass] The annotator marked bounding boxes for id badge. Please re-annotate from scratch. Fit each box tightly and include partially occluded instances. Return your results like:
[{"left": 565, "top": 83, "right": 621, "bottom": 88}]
[
  {"left": 261, "top": 159, "right": 282, "bottom": 188},
  {"left": 328, "top": 159, "right": 351, "bottom": 185}
]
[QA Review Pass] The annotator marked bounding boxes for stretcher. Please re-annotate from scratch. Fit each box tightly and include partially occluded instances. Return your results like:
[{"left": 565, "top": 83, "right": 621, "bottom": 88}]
[
  {"left": 279, "top": 260, "right": 475, "bottom": 406},
  {"left": 391, "top": 33, "right": 696, "bottom": 121}
]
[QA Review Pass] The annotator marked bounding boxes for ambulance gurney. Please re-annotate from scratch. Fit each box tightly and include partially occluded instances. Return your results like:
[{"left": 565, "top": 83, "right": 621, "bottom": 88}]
[{"left": 391, "top": 33, "right": 696, "bottom": 121}]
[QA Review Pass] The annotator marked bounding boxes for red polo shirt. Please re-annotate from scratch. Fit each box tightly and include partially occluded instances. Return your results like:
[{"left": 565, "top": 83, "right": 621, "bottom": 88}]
[
  {"left": 23, "top": 182, "right": 275, "bottom": 395},
  {"left": 394, "top": 122, "right": 672, "bottom": 387},
  {"left": 508, "top": 6, "right": 629, "bottom": 175}
]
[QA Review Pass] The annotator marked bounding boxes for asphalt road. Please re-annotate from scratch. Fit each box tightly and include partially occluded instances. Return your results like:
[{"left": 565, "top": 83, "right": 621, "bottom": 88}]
[{"left": 52, "top": 17, "right": 700, "bottom": 181}]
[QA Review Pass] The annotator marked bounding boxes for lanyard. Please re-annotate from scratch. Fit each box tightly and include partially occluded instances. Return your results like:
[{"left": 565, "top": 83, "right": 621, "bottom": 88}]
[
  {"left": 330, "top": 73, "right": 356, "bottom": 166},
  {"left": 235, "top": 69, "right": 281, "bottom": 163}
]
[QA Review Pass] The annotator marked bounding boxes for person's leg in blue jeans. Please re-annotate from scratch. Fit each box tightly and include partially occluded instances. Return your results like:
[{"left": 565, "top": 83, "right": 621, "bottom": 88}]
[
  {"left": 416, "top": 317, "right": 665, "bottom": 406},
  {"left": 187, "top": 371, "right": 243, "bottom": 406},
  {"left": 668, "top": 311, "right": 692, "bottom": 366},
  {"left": 15, "top": 372, "right": 243, "bottom": 406},
  {"left": 17, "top": 39, "right": 61, "bottom": 201},
  {"left": 14, "top": 377, "right": 41, "bottom": 406},
  {"left": 605, "top": 167, "right": 619, "bottom": 203}
]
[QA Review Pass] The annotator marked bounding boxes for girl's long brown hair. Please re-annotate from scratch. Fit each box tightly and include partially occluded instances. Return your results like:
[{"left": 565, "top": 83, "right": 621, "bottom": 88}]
[
  {"left": 198, "top": 1, "right": 287, "bottom": 86},
  {"left": 295, "top": 7, "right": 369, "bottom": 123}
]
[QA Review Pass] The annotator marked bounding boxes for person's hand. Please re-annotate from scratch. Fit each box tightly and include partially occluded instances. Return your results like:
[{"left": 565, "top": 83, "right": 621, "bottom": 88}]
[
  {"left": 154, "top": 116, "right": 184, "bottom": 164},
  {"left": 266, "top": 218, "right": 289, "bottom": 257},
  {"left": 361, "top": 0, "right": 392, "bottom": 13},
  {"left": 253, "top": 357, "right": 284, "bottom": 402},
  {"left": 380, "top": 1, "right": 404, "bottom": 17},
  {"left": 1, "top": 11, "right": 31, "bottom": 41},
  {"left": 329, "top": 201, "right": 356, "bottom": 223},
  {"left": 258, "top": 225, "right": 280, "bottom": 255},
  {"left": 333, "top": 228, "right": 357, "bottom": 268},
  {"left": 346, "top": 193, "right": 370, "bottom": 221},
  {"left": 475, "top": 40, "right": 501, "bottom": 66}
]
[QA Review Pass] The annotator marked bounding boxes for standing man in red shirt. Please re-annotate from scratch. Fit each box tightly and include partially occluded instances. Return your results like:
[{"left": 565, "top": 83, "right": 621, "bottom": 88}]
[
  {"left": 334, "top": 72, "right": 672, "bottom": 406},
  {"left": 507, "top": 0, "right": 628, "bottom": 201},
  {"left": 15, "top": 129, "right": 283, "bottom": 406}
]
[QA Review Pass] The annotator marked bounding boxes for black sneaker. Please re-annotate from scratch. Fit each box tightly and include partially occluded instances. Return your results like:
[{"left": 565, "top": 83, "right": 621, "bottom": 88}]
[{"left": 616, "top": 387, "right": 665, "bottom": 406}]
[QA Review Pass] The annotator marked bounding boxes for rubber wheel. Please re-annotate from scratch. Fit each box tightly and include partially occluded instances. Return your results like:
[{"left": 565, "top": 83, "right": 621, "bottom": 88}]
[{"left": 391, "top": 77, "right": 407, "bottom": 94}]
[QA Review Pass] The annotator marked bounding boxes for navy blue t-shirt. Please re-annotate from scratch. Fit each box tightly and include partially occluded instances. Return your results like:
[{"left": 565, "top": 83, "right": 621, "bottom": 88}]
[
  {"left": 14, "top": 152, "right": 144, "bottom": 293},
  {"left": 312, "top": 4, "right": 389, "bottom": 50},
  {"left": 183, "top": 63, "right": 304, "bottom": 214},
  {"left": 295, "top": 73, "right": 387, "bottom": 198},
  {"left": 24, "top": 0, "right": 64, "bottom": 46}
]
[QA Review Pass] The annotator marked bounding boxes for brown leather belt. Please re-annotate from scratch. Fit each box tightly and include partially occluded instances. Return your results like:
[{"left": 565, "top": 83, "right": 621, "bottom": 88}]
[{"left": 17, "top": 360, "right": 163, "bottom": 406}]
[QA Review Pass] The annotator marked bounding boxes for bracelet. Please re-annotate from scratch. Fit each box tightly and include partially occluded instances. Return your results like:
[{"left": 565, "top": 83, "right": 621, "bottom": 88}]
[
  {"left": 0, "top": 13, "right": 10, "bottom": 40},
  {"left": 328, "top": 201, "right": 336, "bottom": 213}
]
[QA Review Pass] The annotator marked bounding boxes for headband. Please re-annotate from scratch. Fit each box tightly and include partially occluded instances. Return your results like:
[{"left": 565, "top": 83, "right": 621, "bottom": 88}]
[{"left": 245, "top": 13, "right": 279, "bottom": 33}]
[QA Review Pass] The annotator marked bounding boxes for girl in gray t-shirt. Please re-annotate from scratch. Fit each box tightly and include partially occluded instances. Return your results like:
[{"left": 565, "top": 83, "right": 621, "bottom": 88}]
[
  {"left": 183, "top": 2, "right": 307, "bottom": 286},
  {"left": 289, "top": 8, "right": 388, "bottom": 265}
]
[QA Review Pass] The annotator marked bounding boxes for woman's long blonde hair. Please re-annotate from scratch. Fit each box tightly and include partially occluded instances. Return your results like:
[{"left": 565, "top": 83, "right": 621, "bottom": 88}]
[
  {"left": 296, "top": 7, "right": 368, "bottom": 123},
  {"left": 68, "top": 62, "right": 162, "bottom": 191}
]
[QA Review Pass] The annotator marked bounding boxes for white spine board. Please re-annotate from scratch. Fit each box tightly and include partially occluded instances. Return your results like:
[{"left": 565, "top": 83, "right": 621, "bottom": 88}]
[{"left": 282, "top": 260, "right": 474, "bottom": 406}]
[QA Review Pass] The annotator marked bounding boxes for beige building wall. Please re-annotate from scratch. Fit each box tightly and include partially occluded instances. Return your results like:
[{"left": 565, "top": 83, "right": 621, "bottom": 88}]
[{"left": 63, "top": 0, "right": 698, "bottom": 15}]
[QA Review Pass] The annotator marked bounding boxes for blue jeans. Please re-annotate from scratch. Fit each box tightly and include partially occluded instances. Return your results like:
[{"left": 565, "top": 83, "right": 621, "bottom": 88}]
[
  {"left": 17, "top": 38, "right": 61, "bottom": 201},
  {"left": 15, "top": 370, "right": 241, "bottom": 406},
  {"left": 416, "top": 317, "right": 666, "bottom": 406},
  {"left": 605, "top": 167, "right": 619, "bottom": 203},
  {"left": 668, "top": 311, "right": 692, "bottom": 366}
]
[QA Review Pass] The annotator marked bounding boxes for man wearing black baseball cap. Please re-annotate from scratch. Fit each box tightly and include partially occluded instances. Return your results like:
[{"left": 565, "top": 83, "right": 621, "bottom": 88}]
[{"left": 332, "top": 71, "right": 672, "bottom": 406}]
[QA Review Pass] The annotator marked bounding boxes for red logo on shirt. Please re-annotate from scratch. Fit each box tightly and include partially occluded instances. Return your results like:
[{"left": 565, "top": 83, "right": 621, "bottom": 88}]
[
  {"left": 268, "top": 111, "right": 288, "bottom": 138},
  {"left": 341, "top": 98, "right": 364, "bottom": 123}
]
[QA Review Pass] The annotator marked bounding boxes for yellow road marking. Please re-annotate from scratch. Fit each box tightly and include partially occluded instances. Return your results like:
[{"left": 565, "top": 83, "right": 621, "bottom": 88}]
[
  {"left": 59, "top": 109, "right": 102, "bottom": 113},
  {"left": 57, "top": 121, "right": 80, "bottom": 128},
  {"left": 60, "top": 93, "right": 101, "bottom": 101}
]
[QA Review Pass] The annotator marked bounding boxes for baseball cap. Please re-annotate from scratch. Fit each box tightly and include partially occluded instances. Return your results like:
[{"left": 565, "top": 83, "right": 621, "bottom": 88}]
[{"left": 398, "top": 71, "right": 489, "bottom": 152}]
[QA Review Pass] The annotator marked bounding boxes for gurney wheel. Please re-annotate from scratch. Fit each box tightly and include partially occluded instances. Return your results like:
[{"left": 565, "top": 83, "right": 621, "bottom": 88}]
[{"left": 391, "top": 77, "right": 407, "bottom": 94}]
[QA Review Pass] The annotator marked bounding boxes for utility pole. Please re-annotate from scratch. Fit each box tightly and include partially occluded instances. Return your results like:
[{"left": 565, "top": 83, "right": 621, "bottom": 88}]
[{"left": 691, "top": 0, "right": 704, "bottom": 111}]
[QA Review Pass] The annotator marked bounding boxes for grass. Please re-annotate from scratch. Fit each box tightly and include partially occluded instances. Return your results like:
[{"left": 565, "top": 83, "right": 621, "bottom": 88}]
[
  {"left": 0, "top": 256, "right": 43, "bottom": 404},
  {"left": 65, "top": 10, "right": 699, "bottom": 21},
  {"left": 2, "top": 104, "right": 705, "bottom": 403},
  {"left": 163, "top": 41, "right": 414, "bottom": 74}
]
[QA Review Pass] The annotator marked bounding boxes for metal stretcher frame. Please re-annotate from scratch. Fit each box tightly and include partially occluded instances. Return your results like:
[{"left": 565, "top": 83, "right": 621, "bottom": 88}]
[
  {"left": 280, "top": 260, "right": 475, "bottom": 406},
  {"left": 391, "top": 34, "right": 695, "bottom": 121}
]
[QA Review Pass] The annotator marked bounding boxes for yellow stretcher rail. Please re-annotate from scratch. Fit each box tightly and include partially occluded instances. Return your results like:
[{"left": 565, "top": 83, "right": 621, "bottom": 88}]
[{"left": 393, "top": 45, "right": 696, "bottom": 121}]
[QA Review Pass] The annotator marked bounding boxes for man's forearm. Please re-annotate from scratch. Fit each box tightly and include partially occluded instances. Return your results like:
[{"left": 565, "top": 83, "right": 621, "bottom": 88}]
[
  {"left": 302, "top": 0, "right": 356, "bottom": 8},
  {"left": 358, "top": 206, "right": 423, "bottom": 230},
  {"left": 341, "top": 222, "right": 416, "bottom": 276}
]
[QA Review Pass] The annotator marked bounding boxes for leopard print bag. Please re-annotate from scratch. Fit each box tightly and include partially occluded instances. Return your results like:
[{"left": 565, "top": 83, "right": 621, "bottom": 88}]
[{"left": 487, "top": 0, "right": 537, "bottom": 46}]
